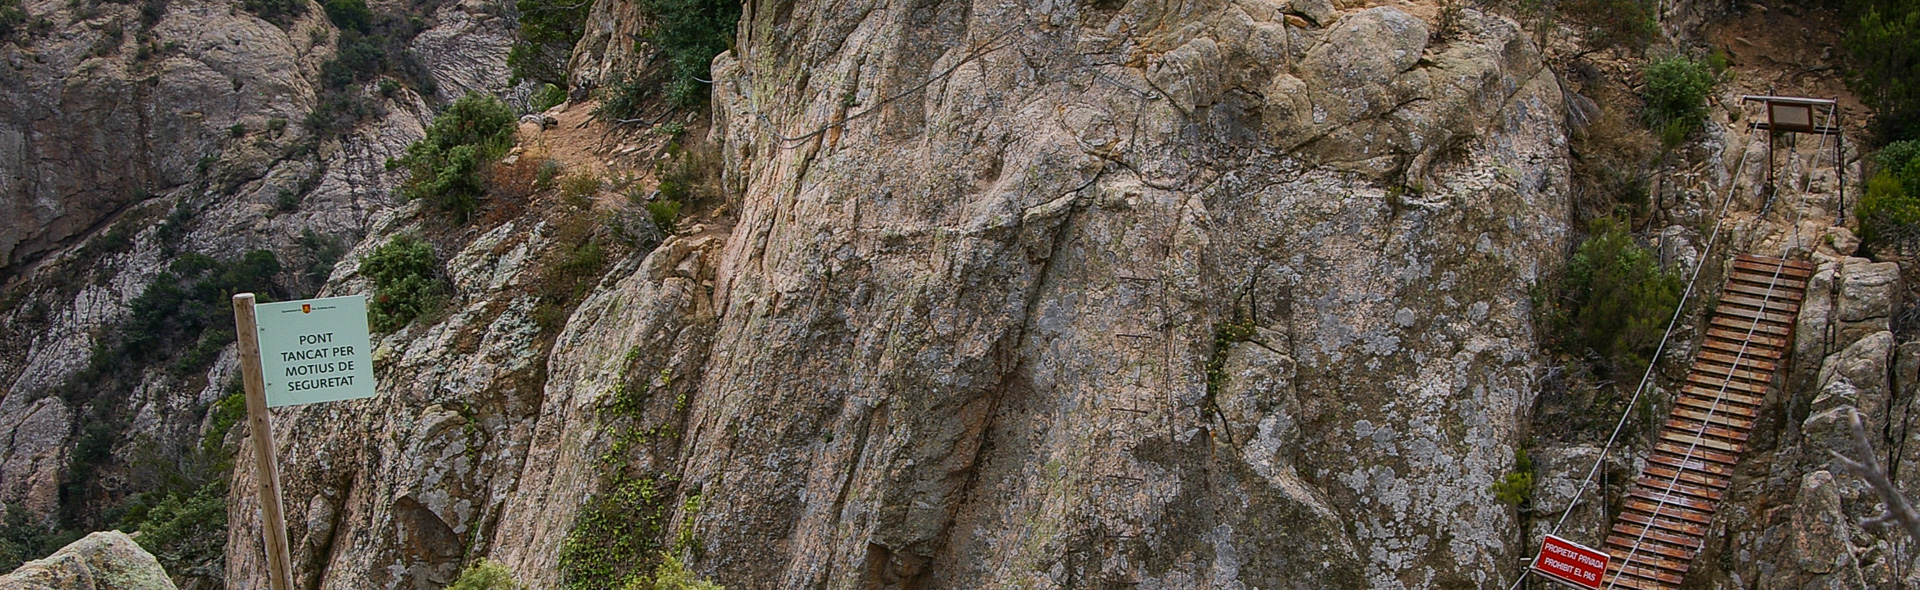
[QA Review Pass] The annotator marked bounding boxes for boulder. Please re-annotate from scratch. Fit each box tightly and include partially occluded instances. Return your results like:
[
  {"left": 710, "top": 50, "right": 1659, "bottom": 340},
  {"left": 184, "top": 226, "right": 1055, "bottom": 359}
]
[
  {"left": 0, "top": 531, "right": 178, "bottom": 590},
  {"left": 1836, "top": 260, "right": 1900, "bottom": 344}
]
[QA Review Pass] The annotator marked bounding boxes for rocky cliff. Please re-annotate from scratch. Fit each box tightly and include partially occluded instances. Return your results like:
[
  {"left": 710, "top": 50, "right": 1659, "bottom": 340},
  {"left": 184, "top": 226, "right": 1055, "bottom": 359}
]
[
  {"left": 0, "top": 0, "right": 521, "bottom": 583},
  {"left": 222, "top": 0, "right": 1578, "bottom": 588},
  {"left": 6, "top": 0, "right": 1918, "bottom": 588}
]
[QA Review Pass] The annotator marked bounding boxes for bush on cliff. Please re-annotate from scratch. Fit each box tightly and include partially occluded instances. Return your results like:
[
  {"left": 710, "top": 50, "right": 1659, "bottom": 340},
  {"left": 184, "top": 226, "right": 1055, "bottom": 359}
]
[
  {"left": 1843, "top": 0, "right": 1920, "bottom": 142},
  {"left": 362, "top": 235, "right": 448, "bottom": 332},
  {"left": 388, "top": 92, "right": 517, "bottom": 222},
  {"left": 1641, "top": 54, "right": 1718, "bottom": 146},
  {"left": 1541, "top": 218, "right": 1683, "bottom": 375},
  {"left": 1858, "top": 140, "right": 1920, "bottom": 252}
]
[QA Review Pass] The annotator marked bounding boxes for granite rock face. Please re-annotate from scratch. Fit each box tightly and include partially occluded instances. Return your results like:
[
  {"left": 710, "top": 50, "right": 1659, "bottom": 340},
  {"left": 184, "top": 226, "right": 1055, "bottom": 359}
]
[
  {"left": 672, "top": 1, "right": 1564, "bottom": 587},
  {"left": 218, "top": 1, "right": 1575, "bottom": 589},
  {"left": 0, "top": 531, "right": 179, "bottom": 590}
]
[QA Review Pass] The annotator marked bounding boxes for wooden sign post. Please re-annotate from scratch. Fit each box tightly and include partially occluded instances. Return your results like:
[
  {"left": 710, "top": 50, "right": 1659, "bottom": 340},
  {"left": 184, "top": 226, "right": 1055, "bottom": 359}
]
[
  {"left": 231, "top": 293, "right": 377, "bottom": 590},
  {"left": 232, "top": 293, "right": 295, "bottom": 590}
]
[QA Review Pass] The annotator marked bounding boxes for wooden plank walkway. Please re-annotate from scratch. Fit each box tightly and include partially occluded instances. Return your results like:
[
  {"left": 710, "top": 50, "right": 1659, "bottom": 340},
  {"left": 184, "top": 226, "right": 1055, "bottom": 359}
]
[{"left": 1601, "top": 254, "right": 1814, "bottom": 589}]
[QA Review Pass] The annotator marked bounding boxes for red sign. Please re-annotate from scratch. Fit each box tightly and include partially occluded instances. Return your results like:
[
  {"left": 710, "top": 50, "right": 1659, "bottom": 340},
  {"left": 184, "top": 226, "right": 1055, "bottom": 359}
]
[{"left": 1532, "top": 535, "right": 1609, "bottom": 589}]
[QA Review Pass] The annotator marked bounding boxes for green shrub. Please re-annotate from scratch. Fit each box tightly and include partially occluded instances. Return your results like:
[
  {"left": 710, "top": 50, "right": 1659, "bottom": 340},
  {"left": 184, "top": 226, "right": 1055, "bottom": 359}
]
[
  {"left": 1489, "top": 449, "right": 1535, "bottom": 505},
  {"left": 0, "top": 0, "right": 25, "bottom": 41},
  {"left": 1544, "top": 218, "right": 1683, "bottom": 375},
  {"left": 1641, "top": 54, "right": 1717, "bottom": 146},
  {"left": 124, "top": 479, "right": 227, "bottom": 577},
  {"left": 0, "top": 510, "right": 81, "bottom": 572},
  {"left": 1844, "top": 0, "right": 1920, "bottom": 142},
  {"left": 560, "top": 171, "right": 602, "bottom": 203},
  {"left": 593, "top": 74, "right": 652, "bottom": 121},
  {"left": 536, "top": 159, "right": 563, "bottom": 190},
  {"left": 323, "top": 0, "right": 370, "bottom": 32},
  {"left": 532, "top": 83, "right": 567, "bottom": 112},
  {"left": 621, "top": 553, "right": 723, "bottom": 590},
  {"left": 1560, "top": 0, "right": 1657, "bottom": 53},
  {"left": 362, "top": 235, "right": 448, "bottom": 332},
  {"left": 642, "top": 0, "right": 739, "bottom": 107},
  {"left": 559, "top": 475, "right": 673, "bottom": 590},
  {"left": 508, "top": 0, "right": 589, "bottom": 86},
  {"left": 241, "top": 0, "right": 305, "bottom": 27},
  {"left": 645, "top": 200, "right": 682, "bottom": 235},
  {"left": 389, "top": 92, "right": 517, "bottom": 222},
  {"left": 1858, "top": 140, "right": 1920, "bottom": 250},
  {"left": 449, "top": 559, "right": 524, "bottom": 590},
  {"left": 591, "top": 0, "right": 740, "bottom": 118}
]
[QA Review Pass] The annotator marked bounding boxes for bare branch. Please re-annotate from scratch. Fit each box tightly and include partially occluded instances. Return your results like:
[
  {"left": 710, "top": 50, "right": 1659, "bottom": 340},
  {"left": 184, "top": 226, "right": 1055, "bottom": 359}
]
[{"left": 1829, "top": 407, "right": 1920, "bottom": 542}]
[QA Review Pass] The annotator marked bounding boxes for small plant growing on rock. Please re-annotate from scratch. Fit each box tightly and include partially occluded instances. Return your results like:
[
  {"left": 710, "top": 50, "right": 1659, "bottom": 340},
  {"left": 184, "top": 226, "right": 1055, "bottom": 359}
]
[
  {"left": 361, "top": 234, "right": 448, "bottom": 333},
  {"left": 1489, "top": 448, "right": 1535, "bottom": 505},
  {"left": 448, "top": 559, "right": 525, "bottom": 590},
  {"left": 559, "top": 171, "right": 603, "bottom": 205},
  {"left": 623, "top": 553, "right": 723, "bottom": 590}
]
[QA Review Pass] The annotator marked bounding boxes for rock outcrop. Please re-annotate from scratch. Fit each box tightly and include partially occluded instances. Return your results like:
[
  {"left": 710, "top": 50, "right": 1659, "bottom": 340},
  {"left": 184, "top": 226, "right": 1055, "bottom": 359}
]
[
  {"left": 236, "top": 1, "right": 1572, "bottom": 588},
  {"left": 0, "top": 531, "right": 179, "bottom": 590}
]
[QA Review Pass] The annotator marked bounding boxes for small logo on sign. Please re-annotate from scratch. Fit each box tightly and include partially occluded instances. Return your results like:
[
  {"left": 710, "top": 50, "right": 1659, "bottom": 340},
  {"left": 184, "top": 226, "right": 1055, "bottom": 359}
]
[{"left": 302, "top": 304, "right": 312, "bottom": 314}]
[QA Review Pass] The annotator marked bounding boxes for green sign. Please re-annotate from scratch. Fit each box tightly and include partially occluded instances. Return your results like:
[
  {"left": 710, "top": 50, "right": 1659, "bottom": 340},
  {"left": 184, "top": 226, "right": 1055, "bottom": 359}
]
[{"left": 255, "top": 295, "right": 376, "bottom": 407}]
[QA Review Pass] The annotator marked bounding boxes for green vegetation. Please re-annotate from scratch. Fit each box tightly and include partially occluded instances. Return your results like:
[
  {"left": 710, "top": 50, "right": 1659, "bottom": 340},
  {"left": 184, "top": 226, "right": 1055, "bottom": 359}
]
[
  {"left": 0, "top": 511, "right": 81, "bottom": 573},
  {"left": 592, "top": 0, "right": 740, "bottom": 118},
  {"left": 508, "top": 0, "right": 589, "bottom": 87},
  {"left": 1857, "top": 140, "right": 1920, "bottom": 252},
  {"left": 323, "top": 0, "right": 371, "bottom": 32},
  {"left": 1560, "top": 0, "right": 1657, "bottom": 53},
  {"left": 531, "top": 211, "right": 607, "bottom": 331},
  {"left": 306, "top": 3, "right": 437, "bottom": 137},
  {"left": 1204, "top": 318, "right": 1259, "bottom": 400},
  {"left": 121, "top": 479, "right": 228, "bottom": 578},
  {"left": 1541, "top": 218, "right": 1683, "bottom": 376},
  {"left": 296, "top": 228, "right": 348, "bottom": 294},
  {"left": 642, "top": 0, "right": 739, "bottom": 107},
  {"left": 241, "top": 0, "right": 305, "bottom": 27},
  {"left": 388, "top": 92, "right": 518, "bottom": 222},
  {"left": 559, "top": 171, "right": 602, "bottom": 204},
  {"left": 0, "top": 0, "right": 26, "bottom": 42},
  {"left": 560, "top": 475, "right": 676, "bottom": 590},
  {"left": 362, "top": 234, "right": 449, "bottom": 332},
  {"left": 450, "top": 559, "right": 526, "bottom": 590},
  {"left": 532, "top": 83, "right": 568, "bottom": 113},
  {"left": 622, "top": 553, "right": 723, "bottom": 590},
  {"left": 1641, "top": 54, "right": 1718, "bottom": 146},
  {"left": 645, "top": 200, "right": 683, "bottom": 235},
  {"left": 1842, "top": 0, "right": 1920, "bottom": 142},
  {"left": 41, "top": 250, "right": 278, "bottom": 574},
  {"left": 1489, "top": 448, "right": 1535, "bottom": 505}
]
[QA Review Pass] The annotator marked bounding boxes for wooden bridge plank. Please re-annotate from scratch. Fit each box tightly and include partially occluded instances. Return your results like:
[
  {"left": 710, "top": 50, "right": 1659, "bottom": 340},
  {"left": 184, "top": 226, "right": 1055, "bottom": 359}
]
[
  {"left": 1659, "top": 430, "right": 1746, "bottom": 454},
  {"left": 1693, "top": 350, "right": 1779, "bottom": 373},
  {"left": 1670, "top": 406, "right": 1755, "bottom": 430},
  {"left": 1710, "top": 315, "right": 1792, "bottom": 336},
  {"left": 1647, "top": 452, "right": 1737, "bottom": 476},
  {"left": 1654, "top": 442, "right": 1742, "bottom": 466},
  {"left": 1643, "top": 465, "right": 1731, "bottom": 490},
  {"left": 1727, "top": 274, "right": 1808, "bottom": 291},
  {"left": 1684, "top": 374, "right": 1771, "bottom": 396},
  {"left": 1722, "top": 281, "right": 1803, "bottom": 301},
  {"left": 1732, "top": 258, "right": 1814, "bottom": 278},
  {"left": 1665, "top": 418, "right": 1752, "bottom": 444},
  {"left": 1705, "top": 327, "right": 1790, "bottom": 348},
  {"left": 1674, "top": 391, "right": 1762, "bottom": 415},
  {"left": 1713, "top": 304, "right": 1798, "bottom": 325},
  {"left": 1612, "top": 522, "right": 1705, "bottom": 549}
]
